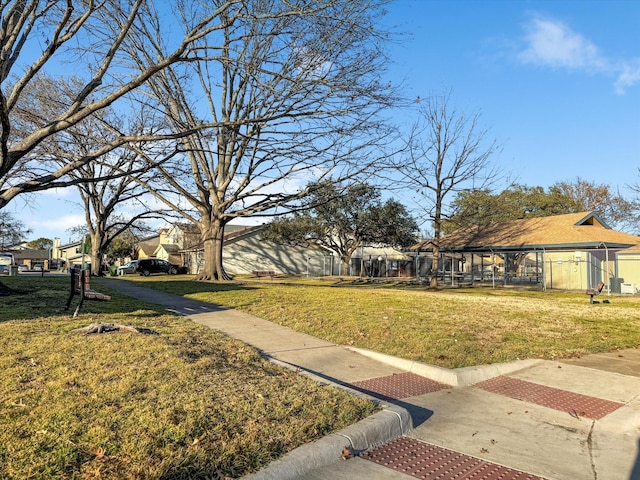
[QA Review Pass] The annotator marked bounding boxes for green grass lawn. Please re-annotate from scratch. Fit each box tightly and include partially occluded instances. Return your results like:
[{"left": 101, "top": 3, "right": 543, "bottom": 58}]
[
  {"left": 0, "top": 276, "right": 376, "bottom": 480},
  {"left": 122, "top": 275, "right": 640, "bottom": 368}
]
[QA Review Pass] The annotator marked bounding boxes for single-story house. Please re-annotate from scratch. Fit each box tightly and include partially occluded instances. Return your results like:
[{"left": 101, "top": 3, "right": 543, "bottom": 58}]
[
  {"left": 408, "top": 211, "right": 640, "bottom": 292},
  {"left": 6, "top": 248, "right": 50, "bottom": 269},
  {"left": 182, "top": 225, "right": 335, "bottom": 276},
  {"left": 178, "top": 224, "right": 411, "bottom": 277},
  {"left": 347, "top": 245, "right": 413, "bottom": 277}
]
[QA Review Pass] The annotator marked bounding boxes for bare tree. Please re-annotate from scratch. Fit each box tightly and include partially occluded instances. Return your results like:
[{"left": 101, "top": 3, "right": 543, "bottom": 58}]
[
  {"left": 0, "top": 211, "right": 30, "bottom": 249},
  {"left": 0, "top": 0, "right": 228, "bottom": 210},
  {"left": 550, "top": 178, "right": 636, "bottom": 232},
  {"left": 15, "top": 74, "right": 179, "bottom": 275},
  {"left": 129, "top": 0, "right": 399, "bottom": 280},
  {"left": 396, "top": 93, "right": 501, "bottom": 287},
  {"left": 74, "top": 147, "right": 171, "bottom": 276}
]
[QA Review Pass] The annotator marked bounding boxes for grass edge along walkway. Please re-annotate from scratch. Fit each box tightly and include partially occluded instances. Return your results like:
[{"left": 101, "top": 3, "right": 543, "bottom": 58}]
[
  {"left": 123, "top": 275, "right": 640, "bottom": 369},
  {"left": 0, "top": 276, "right": 377, "bottom": 480}
]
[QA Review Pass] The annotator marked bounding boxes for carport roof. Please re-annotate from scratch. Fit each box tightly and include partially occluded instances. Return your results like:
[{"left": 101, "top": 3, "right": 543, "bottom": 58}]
[{"left": 409, "top": 212, "right": 640, "bottom": 253}]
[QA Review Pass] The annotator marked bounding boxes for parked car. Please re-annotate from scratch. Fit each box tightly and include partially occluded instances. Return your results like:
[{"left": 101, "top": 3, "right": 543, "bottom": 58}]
[
  {"left": 134, "top": 259, "right": 181, "bottom": 276},
  {"left": 17, "top": 265, "right": 28, "bottom": 273},
  {"left": 117, "top": 260, "right": 139, "bottom": 275},
  {"left": 33, "top": 265, "right": 43, "bottom": 271}
]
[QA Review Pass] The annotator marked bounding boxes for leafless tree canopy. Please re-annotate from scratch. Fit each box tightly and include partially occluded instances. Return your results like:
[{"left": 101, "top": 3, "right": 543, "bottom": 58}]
[
  {"left": 0, "top": 0, "right": 228, "bottom": 209},
  {"left": 396, "top": 92, "right": 501, "bottom": 286},
  {"left": 125, "top": 0, "right": 399, "bottom": 280}
]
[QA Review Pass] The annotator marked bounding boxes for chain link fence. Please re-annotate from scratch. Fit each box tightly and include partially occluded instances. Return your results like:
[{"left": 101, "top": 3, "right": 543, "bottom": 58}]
[
  {"left": 407, "top": 249, "right": 640, "bottom": 293},
  {"left": 191, "top": 247, "right": 640, "bottom": 292}
]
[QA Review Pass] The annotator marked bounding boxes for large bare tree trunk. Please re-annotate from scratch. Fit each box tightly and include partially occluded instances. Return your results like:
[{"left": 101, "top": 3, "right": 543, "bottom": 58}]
[
  {"left": 198, "top": 219, "right": 230, "bottom": 281},
  {"left": 90, "top": 241, "right": 102, "bottom": 277},
  {"left": 340, "top": 256, "right": 350, "bottom": 276},
  {"left": 131, "top": 1, "right": 397, "bottom": 283}
]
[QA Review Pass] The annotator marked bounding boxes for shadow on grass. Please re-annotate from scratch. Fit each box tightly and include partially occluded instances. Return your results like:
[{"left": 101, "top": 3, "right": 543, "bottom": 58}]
[
  {"left": 0, "top": 276, "right": 253, "bottom": 322},
  {"left": 0, "top": 275, "right": 264, "bottom": 322},
  {"left": 124, "top": 277, "right": 253, "bottom": 296},
  {"left": 95, "top": 277, "right": 260, "bottom": 316}
]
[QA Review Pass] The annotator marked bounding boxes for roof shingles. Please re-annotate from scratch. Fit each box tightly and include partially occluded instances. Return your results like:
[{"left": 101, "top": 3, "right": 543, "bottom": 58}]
[{"left": 411, "top": 212, "right": 640, "bottom": 252}]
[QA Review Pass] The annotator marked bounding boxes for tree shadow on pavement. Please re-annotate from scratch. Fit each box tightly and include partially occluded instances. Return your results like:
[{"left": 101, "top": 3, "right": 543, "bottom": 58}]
[
  {"left": 630, "top": 438, "right": 640, "bottom": 480},
  {"left": 266, "top": 356, "right": 434, "bottom": 429}
]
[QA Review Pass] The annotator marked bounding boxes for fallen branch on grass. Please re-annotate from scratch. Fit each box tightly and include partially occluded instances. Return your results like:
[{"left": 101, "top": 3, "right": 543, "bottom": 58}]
[{"left": 71, "top": 323, "right": 158, "bottom": 336}]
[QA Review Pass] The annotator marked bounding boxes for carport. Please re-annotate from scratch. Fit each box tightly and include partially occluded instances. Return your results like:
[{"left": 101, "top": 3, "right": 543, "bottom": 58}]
[{"left": 407, "top": 212, "right": 640, "bottom": 292}]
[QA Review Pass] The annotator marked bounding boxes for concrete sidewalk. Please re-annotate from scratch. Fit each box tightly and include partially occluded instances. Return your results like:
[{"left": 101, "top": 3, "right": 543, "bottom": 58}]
[{"left": 99, "top": 278, "right": 640, "bottom": 480}]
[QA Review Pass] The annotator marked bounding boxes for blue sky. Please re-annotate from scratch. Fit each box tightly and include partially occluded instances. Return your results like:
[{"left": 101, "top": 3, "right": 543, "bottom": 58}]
[
  {"left": 385, "top": 0, "right": 639, "bottom": 191},
  {"left": 13, "top": 0, "right": 640, "bottom": 242}
]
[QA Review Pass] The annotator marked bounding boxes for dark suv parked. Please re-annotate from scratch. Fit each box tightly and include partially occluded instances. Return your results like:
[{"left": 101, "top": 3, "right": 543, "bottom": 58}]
[{"left": 134, "top": 259, "right": 181, "bottom": 276}]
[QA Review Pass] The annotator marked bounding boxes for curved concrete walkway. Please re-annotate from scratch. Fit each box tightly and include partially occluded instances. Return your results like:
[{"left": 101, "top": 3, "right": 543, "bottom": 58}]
[{"left": 98, "top": 278, "right": 640, "bottom": 480}]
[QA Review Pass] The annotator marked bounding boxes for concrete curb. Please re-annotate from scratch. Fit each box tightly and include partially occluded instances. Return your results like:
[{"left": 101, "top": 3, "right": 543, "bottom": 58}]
[
  {"left": 244, "top": 405, "right": 412, "bottom": 480},
  {"left": 345, "top": 346, "right": 542, "bottom": 386}
]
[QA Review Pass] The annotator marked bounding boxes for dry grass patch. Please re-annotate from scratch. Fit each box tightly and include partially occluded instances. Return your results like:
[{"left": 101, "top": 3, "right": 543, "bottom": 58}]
[
  {"left": 127, "top": 276, "right": 640, "bottom": 368},
  {"left": 0, "top": 277, "right": 376, "bottom": 479}
]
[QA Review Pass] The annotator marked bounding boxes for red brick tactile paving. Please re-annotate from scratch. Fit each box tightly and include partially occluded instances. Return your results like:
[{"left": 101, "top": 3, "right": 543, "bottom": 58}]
[
  {"left": 475, "top": 376, "right": 624, "bottom": 420},
  {"left": 350, "top": 372, "right": 450, "bottom": 400},
  {"left": 362, "top": 437, "right": 549, "bottom": 480}
]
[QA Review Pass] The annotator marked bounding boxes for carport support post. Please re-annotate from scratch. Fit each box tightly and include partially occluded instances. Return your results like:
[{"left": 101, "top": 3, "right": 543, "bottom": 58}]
[
  {"left": 470, "top": 254, "right": 475, "bottom": 286},
  {"left": 491, "top": 250, "right": 496, "bottom": 289},
  {"left": 541, "top": 248, "right": 547, "bottom": 292},
  {"left": 605, "top": 243, "right": 610, "bottom": 296},
  {"left": 451, "top": 257, "right": 454, "bottom": 286},
  {"left": 599, "top": 242, "right": 610, "bottom": 295}
]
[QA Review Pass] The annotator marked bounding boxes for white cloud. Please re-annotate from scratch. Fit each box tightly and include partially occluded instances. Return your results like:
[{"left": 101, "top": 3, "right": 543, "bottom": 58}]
[
  {"left": 517, "top": 14, "right": 640, "bottom": 94},
  {"left": 30, "top": 214, "right": 86, "bottom": 232},
  {"left": 518, "top": 15, "right": 607, "bottom": 70},
  {"left": 614, "top": 59, "right": 640, "bottom": 95}
]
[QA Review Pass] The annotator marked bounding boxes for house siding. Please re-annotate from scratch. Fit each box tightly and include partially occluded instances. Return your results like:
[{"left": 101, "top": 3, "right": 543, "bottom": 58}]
[
  {"left": 616, "top": 251, "right": 640, "bottom": 292},
  {"left": 222, "top": 233, "right": 331, "bottom": 276},
  {"left": 181, "top": 228, "right": 333, "bottom": 276}
]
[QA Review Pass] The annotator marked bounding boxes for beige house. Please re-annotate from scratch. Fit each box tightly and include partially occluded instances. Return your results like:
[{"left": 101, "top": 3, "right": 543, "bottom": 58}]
[
  {"left": 617, "top": 245, "right": 640, "bottom": 294},
  {"left": 409, "top": 212, "right": 640, "bottom": 293},
  {"left": 136, "top": 232, "right": 162, "bottom": 260},
  {"left": 183, "top": 225, "right": 334, "bottom": 276},
  {"left": 54, "top": 239, "right": 85, "bottom": 269},
  {"left": 152, "top": 224, "right": 196, "bottom": 265}
]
